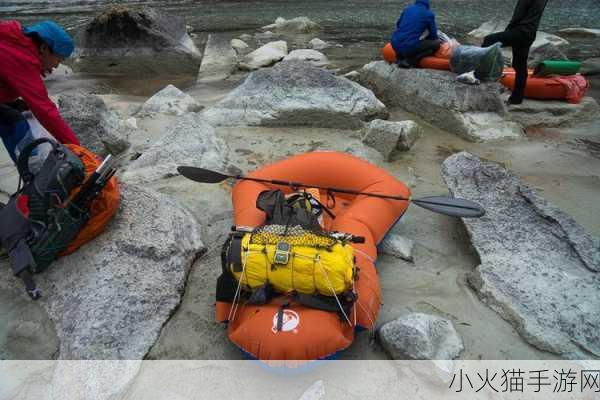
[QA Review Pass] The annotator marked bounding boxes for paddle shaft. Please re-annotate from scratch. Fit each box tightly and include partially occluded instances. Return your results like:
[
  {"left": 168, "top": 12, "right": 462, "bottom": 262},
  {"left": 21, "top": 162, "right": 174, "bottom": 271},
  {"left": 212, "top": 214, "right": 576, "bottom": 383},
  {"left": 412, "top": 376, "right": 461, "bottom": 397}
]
[
  {"left": 176, "top": 166, "right": 485, "bottom": 217},
  {"left": 234, "top": 175, "right": 482, "bottom": 212},
  {"left": 234, "top": 175, "right": 411, "bottom": 201}
]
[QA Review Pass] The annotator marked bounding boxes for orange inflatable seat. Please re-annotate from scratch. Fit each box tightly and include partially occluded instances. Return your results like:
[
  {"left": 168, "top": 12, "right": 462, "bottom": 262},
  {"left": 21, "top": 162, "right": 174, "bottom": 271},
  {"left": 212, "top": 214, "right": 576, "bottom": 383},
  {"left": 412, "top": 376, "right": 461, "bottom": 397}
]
[
  {"left": 500, "top": 68, "right": 568, "bottom": 100},
  {"left": 216, "top": 152, "right": 410, "bottom": 361},
  {"left": 59, "top": 145, "right": 120, "bottom": 256},
  {"left": 418, "top": 56, "right": 451, "bottom": 71},
  {"left": 382, "top": 42, "right": 451, "bottom": 71},
  {"left": 381, "top": 42, "right": 398, "bottom": 63}
]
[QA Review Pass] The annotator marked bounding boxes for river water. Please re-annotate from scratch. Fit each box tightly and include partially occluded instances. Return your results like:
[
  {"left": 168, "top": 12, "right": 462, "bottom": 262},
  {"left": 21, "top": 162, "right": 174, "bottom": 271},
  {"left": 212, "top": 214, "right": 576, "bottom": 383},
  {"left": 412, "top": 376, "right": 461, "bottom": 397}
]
[{"left": 2, "top": 0, "right": 599, "bottom": 60}]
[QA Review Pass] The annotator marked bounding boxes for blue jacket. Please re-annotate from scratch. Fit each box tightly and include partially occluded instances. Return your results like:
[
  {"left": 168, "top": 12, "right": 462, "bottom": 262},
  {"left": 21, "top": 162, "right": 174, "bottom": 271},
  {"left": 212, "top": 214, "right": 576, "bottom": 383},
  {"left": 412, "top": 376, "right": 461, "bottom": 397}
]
[{"left": 391, "top": 0, "right": 439, "bottom": 57}]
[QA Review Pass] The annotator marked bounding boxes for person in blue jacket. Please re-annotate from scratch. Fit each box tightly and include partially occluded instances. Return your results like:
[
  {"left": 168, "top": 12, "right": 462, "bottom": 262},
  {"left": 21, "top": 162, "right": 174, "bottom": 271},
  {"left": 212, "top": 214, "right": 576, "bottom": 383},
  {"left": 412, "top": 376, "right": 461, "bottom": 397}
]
[{"left": 391, "top": 0, "right": 441, "bottom": 67}]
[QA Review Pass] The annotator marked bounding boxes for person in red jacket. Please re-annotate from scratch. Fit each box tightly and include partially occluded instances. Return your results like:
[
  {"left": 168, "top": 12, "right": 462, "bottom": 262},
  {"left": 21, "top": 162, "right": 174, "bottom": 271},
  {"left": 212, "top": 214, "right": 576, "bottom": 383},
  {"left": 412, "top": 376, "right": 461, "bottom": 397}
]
[{"left": 0, "top": 20, "right": 80, "bottom": 162}]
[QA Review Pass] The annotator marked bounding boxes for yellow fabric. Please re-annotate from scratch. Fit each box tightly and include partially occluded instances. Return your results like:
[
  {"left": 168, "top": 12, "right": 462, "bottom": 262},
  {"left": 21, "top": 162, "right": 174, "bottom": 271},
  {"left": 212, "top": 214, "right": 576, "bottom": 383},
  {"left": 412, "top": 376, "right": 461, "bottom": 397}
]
[{"left": 230, "top": 232, "right": 355, "bottom": 296}]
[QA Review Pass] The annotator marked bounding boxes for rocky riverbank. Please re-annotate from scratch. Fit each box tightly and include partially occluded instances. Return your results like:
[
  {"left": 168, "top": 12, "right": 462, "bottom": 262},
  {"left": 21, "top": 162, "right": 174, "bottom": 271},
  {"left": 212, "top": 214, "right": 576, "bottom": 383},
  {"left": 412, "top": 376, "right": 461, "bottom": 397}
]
[{"left": 1, "top": 4, "right": 599, "bottom": 384}]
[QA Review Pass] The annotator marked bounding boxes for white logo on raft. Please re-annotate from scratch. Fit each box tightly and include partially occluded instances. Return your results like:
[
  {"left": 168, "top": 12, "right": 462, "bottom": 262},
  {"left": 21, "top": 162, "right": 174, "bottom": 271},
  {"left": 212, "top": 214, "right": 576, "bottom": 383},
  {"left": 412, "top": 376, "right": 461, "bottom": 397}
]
[{"left": 272, "top": 310, "right": 300, "bottom": 334}]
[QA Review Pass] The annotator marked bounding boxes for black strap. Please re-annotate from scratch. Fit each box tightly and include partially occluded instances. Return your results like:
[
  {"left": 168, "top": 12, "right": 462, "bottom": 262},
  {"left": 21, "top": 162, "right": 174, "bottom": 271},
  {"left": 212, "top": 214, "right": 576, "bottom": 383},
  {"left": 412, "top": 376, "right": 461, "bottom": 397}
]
[
  {"left": 275, "top": 302, "right": 290, "bottom": 332},
  {"left": 18, "top": 269, "right": 41, "bottom": 300},
  {"left": 227, "top": 232, "right": 245, "bottom": 272},
  {"left": 8, "top": 239, "right": 41, "bottom": 300},
  {"left": 294, "top": 292, "right": 356, "bottom": 317},
  {"left": 16, "top": 138, "right": 59, "bottom": 183}
]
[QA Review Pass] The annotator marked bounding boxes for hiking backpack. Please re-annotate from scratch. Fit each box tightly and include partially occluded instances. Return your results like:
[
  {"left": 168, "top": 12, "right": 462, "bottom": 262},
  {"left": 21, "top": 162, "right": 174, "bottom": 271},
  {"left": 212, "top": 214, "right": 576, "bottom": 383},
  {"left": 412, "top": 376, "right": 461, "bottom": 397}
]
[{"left": 0, "top": 138, "right": 100, "bottom": 299}]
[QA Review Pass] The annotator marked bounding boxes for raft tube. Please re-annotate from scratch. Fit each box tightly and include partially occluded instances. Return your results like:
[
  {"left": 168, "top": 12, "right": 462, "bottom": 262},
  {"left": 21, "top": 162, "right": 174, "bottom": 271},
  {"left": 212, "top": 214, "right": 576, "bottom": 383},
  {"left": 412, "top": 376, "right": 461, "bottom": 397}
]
[
  {"left": 501, "top": 68, "right": 568, "bottom": 100},
  {"left": 381, "top": 42, "right": 451, "bottom": 71},
  {"left": 216, "top": 152, "right": 410, "bottom": 361}
]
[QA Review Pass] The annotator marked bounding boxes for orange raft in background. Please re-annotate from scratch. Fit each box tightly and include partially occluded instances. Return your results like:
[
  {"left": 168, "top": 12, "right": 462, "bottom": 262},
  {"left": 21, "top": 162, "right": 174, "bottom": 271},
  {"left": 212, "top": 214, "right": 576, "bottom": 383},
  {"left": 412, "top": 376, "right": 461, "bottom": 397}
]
[
  {"left": 500, "top": 68, "right": 568, "bottom": 100},
  {"left": 216, "top": 152, "right": 410, "bottom": 360},
  {"left": 381, "top": 42, "right": 451, "bottom": 71}
]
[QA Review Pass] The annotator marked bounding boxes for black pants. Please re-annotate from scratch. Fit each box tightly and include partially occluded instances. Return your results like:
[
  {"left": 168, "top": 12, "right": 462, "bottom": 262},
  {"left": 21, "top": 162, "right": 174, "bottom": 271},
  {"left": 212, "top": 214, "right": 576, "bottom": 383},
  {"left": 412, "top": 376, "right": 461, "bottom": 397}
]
[
  {"left": 404, "top": 39, "right": 442, "bottom": 66},
  {"left": 482, "top": 29, "right": 532, "bottom": 103}
]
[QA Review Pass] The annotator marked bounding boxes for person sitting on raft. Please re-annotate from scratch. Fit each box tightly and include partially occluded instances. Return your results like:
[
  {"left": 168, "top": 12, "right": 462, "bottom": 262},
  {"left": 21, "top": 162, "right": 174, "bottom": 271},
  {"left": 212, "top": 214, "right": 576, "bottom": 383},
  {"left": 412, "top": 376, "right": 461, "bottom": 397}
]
[
  {"left": 482, "top": 0, "right": 549, "bottom": 104},
  {"left": 0, "top": 20, "right": 80, "bottom": 163},
  {"left": 390, "top": 0, "right": 441, "bottom": 68}
]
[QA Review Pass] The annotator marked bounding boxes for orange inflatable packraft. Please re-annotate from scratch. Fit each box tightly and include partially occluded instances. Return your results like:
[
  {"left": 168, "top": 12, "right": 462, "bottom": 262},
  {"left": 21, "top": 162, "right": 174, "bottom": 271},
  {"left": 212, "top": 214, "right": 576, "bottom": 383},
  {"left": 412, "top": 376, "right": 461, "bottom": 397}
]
[
  {"left": 500, "top": 68, "right": 567, "bottom": 100},
  {"left": 216, "top": 152, "right": 410, "bottom": 360},
  {"left": 382, "top": 42, "right": 451, "bottom": 71},
  {"left": 418, "top": 56, "right": 451, "bottom": 71},
  {"left": 58, "top": 145, "right": 120, "bottom": 256}
]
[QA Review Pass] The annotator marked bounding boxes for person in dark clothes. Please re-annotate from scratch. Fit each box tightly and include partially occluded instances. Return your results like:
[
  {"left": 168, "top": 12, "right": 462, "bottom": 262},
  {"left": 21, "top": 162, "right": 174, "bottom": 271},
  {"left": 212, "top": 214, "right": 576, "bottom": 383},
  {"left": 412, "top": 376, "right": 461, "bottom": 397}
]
[
  {"left": 482, "top": 0, "right": 549, "bottom": 104},
  {"left": 391, "top": 0, "right": 441, "bottom": 67}
]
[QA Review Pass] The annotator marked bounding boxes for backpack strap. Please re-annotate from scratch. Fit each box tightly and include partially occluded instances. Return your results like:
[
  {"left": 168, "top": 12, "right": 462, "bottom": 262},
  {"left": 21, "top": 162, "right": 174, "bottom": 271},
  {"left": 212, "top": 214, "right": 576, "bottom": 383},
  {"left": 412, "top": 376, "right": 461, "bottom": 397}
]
[
  {"left": 16, "top": 138, "right": 59, "bottom": 183},
  {"left": 227, "top": 231, "right": 245, "bottom": 273},
  {"left": 293, "top": 291, "right": 356, "bottom": 318},
  {"left": 9, "top": 239, "right": 41, "bottom": 299}
]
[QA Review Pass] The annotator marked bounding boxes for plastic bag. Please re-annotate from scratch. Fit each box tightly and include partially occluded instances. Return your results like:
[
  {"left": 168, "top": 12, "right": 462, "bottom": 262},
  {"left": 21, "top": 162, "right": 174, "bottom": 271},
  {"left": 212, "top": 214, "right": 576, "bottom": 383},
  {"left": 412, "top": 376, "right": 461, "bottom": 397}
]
[
  {"left": 435, "top": 42, "right": 459, "bottom": 59},
  {"left": 450, "top": 43, "right": 504, "bottom": 80},
  {"left": 435, "top": 31, "right": 460, "bottom": 60},
  {"left": 13, "top": 113, "right": 57, "bottom": 175}
]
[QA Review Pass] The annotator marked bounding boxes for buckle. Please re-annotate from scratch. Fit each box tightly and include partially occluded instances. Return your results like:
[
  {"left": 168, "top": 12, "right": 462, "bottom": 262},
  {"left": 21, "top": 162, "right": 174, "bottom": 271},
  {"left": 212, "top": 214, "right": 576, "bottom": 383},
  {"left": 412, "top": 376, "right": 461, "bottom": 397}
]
[{"left": 273, "top": 241, "right": 291, "bottom": 265}]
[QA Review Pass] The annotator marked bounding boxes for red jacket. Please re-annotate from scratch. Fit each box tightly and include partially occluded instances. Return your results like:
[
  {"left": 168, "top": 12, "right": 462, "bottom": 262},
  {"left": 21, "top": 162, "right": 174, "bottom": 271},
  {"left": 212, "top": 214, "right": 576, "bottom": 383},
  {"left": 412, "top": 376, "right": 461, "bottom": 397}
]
[{"left": 0, "top": 20, "right": 79, "bottom": 145}]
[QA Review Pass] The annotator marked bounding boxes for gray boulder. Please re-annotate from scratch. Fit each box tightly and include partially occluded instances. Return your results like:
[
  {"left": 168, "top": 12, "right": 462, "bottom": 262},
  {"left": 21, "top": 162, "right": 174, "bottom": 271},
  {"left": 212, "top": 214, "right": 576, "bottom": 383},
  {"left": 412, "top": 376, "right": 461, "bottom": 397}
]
[
  {"left": 527, "top": 41, "right": 568, "bottom": 68},
  {"left": 378, "top": 313, "right": 464, "bottom": 360},
  {"left": 457, "top": 112, "right": 523, "bottom": 141},
  {"left": 72, "top": 6, "right": 202, "bottom": 76},
  {"left": 507, "top": 97, "right": 600, "bottom": 128},
  {"left": 344, "top": 70, "right": 361, "bottom": 82},
  {"left": 581, "top": 58, "right": 600, "bottom": 76},
  {"left": 260, "top": 16, "right": 322, "bottom": 34},
  {"left": 239, "top": 41, "right": 288, "bottom": 70},
  {"left": 283, "top": 49, "right": 329, "bottom": 67},
  {"left": 58, "top": 92, "right": 131, "bottom": 156},
  {"left": 362, "top": 119, "right": 421, "bottom": 161},
  {"left": 441, "top": 152, "right": 600, "bottom": 359},
  {"left": 357, "top": 61, "right": 508, "bottom": 140},
  {"left": 558, "top": 28, "right": 600, "bottom": 38},
  {"left": 467, "top": 20, "right": 569, "bottom": 48},
  {"left": 230, "top": 38, "right": 249, "bottom": 52},
  {"left": 309, "top": 38, "right": 329, "bottom": 50},
  {"left": 138, "top": 84, "right": 203, "bottom": 117},
  {"left": 198, "top": 34, "right": 238, "bottom": 82},
  {"left": 466, "top": 20, "right": 508, "bottom": 45},
  {"left": 378, "top": 232, "right": 414, "bottom": 262},
  {"left": 0, "top": 184, "right": 204, "bottom": 359},
  {"left": 343, "top": 140, "right": 385, "bottom": 165},
  {"left": 123, "top": 113, "right": 228, "bottom": 184},
  {"left": 203, "top": 60, "right": 388, "bottom": 129}
]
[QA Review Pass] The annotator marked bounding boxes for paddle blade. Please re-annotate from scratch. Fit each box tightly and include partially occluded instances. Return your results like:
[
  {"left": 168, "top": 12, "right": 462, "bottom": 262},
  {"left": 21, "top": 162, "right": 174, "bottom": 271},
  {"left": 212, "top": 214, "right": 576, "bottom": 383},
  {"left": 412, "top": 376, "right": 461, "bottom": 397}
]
[
  {"left": 177, "top": 166, "right": 232, "bottom": 183},
  {"left": 412, "top": 196, "right": 485, "bottom": 218}
]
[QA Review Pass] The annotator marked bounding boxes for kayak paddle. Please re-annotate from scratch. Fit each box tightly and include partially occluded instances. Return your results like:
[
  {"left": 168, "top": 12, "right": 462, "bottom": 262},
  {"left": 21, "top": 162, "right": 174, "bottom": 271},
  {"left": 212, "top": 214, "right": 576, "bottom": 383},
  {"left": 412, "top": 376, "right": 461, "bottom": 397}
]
[{"left": 177, "top": 166, "right": 485, "bottom": 218}]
